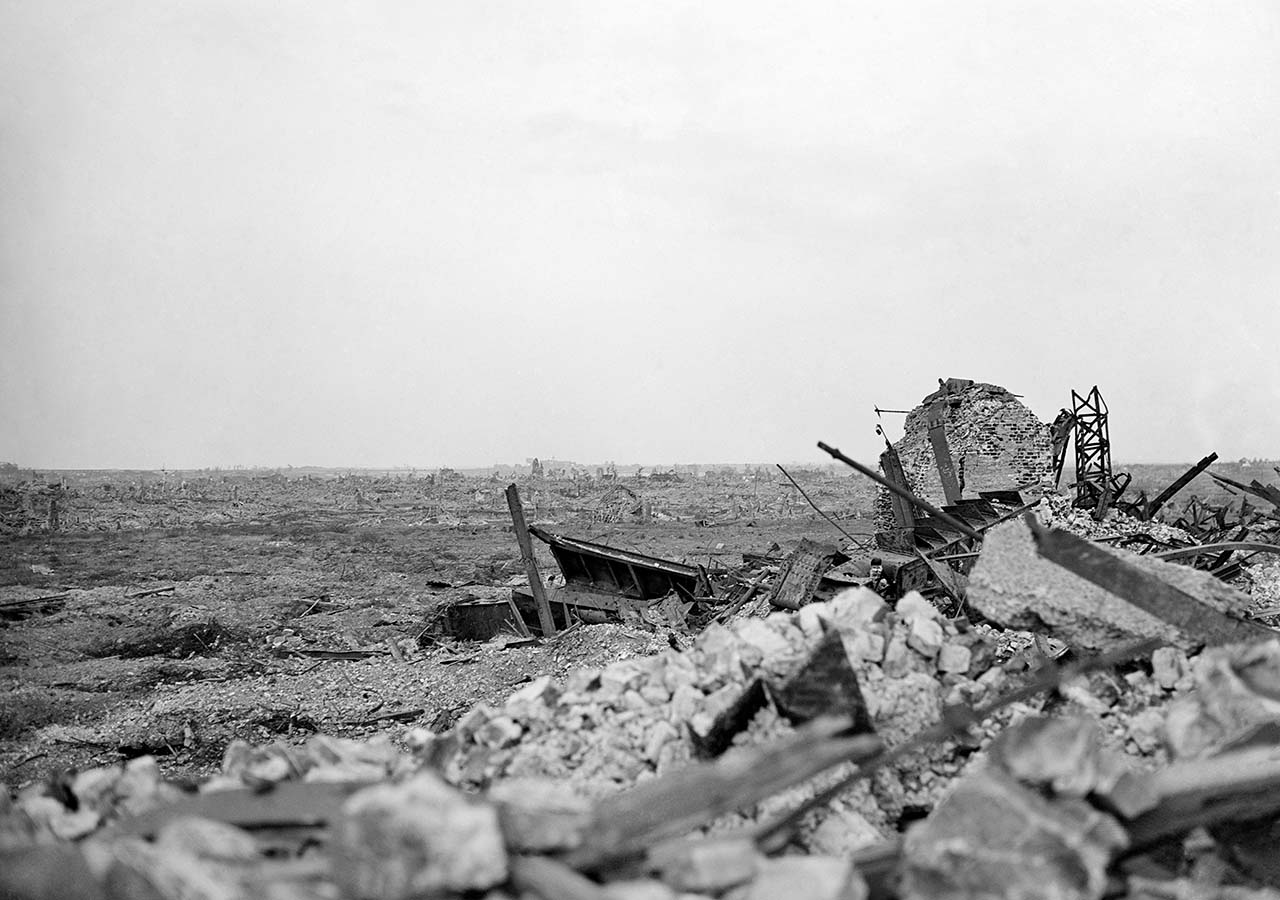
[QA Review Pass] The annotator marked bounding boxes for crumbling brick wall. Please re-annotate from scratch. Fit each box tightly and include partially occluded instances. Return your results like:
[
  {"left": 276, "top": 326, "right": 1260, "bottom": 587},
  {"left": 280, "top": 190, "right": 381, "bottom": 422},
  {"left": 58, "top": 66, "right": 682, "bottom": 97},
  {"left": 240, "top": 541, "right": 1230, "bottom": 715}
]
[{"left": 875, "top": 381, "right": 1053, "bottom": 527}]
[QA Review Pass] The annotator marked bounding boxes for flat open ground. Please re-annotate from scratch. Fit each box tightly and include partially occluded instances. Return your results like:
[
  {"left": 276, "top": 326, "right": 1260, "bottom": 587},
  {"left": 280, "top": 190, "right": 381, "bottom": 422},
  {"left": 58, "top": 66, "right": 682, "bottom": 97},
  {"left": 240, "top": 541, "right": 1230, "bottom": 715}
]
[
  {"left": 3, "top": 459, "right": 1269, "bottom": 789},
  {"left": 0, "top": 468, "right": 876, "bottom": 787}
]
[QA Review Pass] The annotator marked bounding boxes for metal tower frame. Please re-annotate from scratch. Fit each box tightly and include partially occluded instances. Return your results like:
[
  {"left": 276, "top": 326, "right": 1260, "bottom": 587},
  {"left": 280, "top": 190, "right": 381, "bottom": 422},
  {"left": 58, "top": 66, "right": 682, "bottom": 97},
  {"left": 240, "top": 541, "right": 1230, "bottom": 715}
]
[{"left": 1072, "top": 386, "right": 1129, "bottom": 515}]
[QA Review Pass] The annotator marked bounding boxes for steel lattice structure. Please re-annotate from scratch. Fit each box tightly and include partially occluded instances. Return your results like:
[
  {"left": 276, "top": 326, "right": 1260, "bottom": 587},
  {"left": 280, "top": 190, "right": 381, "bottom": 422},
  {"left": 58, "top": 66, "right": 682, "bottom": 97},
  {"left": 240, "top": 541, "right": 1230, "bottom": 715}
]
[{"left": 1071, "top": 385, "right": 1130, "bottom": 514}]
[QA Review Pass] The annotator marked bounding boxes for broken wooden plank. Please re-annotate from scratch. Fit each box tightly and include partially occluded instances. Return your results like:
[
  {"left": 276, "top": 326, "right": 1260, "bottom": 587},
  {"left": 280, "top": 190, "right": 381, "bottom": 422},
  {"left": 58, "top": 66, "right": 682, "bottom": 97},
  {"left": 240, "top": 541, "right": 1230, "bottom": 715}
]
[
  {"left": 506, "top": 484, "right": 556, "bottom": 637},
  {"left": 1146, "top": 452, "right": 1218, "bottom": 519},
  {"left": 1126, "top": 744, "right": 1280, "bottom": 848},
  {"left": 751, "top": 636, "right": 1162, "bottom": 849},
  {"left": 109, "top": 781, "right": 366, "bottom": 837},
  {"left": 1027, "top": 518, "right": 1273, "bottom": 646},
  {"left": 1154, "top": 541, "right": 1280, "bottom": 563},
  {"left": 767, "top": 540, "right": 843, "bottom": 611},
  {"left": 915, "top": 549, "right": 968, "bottom": 606},
  {"left": 926, "top": 401, "right": 962, "bottom": 505},
  {"left": 818, "top": 442, "right": 983, "bottom": 541},
  {"left": 565, "top": 716, "right": 882, "bottom": 871},
  {"left": 351, "top": 707, "right": 424, "bottom": 725},
  {"left": 125, "top": 585, "right": 176, "bottom": 599}
]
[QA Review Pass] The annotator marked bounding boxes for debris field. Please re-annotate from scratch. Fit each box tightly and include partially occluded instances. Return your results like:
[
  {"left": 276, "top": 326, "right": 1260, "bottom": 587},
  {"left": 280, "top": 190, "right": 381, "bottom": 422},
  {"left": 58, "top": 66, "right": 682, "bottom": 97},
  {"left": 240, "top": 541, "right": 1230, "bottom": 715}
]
[{"left": 5, "top": 380, "right": 1280, "bottom": 900}]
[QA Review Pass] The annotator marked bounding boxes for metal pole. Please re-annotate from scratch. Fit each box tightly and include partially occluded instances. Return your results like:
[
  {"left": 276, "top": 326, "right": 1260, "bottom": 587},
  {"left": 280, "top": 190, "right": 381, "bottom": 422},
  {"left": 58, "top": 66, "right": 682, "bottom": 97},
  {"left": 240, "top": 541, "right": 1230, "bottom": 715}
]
[{"left": 816, "top": 441, "right": 983, "bottom": 541}]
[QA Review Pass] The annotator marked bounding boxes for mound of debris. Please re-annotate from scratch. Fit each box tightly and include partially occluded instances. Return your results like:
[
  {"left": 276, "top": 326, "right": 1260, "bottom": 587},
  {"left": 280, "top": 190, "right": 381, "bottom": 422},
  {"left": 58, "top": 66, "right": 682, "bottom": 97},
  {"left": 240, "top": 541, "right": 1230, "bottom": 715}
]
[
  {"left": 13, "top": 558, "right": 1276, "bottom": 900},
  {"left": 6, "top": 619, "right": 1280, "bottom": 900}
]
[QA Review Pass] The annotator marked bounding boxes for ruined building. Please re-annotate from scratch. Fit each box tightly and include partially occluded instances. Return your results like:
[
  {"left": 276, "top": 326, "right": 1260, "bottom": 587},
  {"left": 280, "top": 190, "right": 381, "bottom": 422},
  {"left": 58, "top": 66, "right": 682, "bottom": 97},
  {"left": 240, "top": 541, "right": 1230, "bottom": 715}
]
[{"left": 875, "top": 379, "right": 1054, "bottom": 527}]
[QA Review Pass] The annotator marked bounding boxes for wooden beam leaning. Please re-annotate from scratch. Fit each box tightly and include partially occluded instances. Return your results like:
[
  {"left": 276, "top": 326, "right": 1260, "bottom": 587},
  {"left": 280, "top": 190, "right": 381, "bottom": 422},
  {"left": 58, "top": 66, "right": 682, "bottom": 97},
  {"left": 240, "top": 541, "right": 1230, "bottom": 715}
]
[
  {"left": 1146, "top": 452, "right": 1218, "bottom": 519},
  {"left": 565, "top": 716, "right": 882, "bottom": 871},
  {"left": 505, "top": 484, "right": 557, "bottom": 637},
  {"left": 817, "top": 442, "right": 982, "bottom": 541}
]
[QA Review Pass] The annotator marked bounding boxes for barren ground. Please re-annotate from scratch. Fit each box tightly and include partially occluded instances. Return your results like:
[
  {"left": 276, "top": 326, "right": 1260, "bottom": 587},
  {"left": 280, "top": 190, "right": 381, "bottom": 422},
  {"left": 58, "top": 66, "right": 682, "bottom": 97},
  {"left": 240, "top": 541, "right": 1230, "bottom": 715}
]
[{"left": 0, "top": 474, "right": 864, "bottom": 789}]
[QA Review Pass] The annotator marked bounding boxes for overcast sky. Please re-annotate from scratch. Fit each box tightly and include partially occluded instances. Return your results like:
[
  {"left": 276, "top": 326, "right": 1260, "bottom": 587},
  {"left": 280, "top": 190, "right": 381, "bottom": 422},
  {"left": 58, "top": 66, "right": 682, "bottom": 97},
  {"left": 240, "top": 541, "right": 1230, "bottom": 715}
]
[{"left": 3, "top": 1, "right": 1278, "bottom": 470}]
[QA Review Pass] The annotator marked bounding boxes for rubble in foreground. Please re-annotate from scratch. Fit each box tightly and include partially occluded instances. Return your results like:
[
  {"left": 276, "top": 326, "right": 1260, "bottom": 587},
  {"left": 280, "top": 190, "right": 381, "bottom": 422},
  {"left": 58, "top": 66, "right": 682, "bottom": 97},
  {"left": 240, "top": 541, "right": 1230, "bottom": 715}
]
[{"left": 7, "top": 555, "right": 1280, "bottom": 900}]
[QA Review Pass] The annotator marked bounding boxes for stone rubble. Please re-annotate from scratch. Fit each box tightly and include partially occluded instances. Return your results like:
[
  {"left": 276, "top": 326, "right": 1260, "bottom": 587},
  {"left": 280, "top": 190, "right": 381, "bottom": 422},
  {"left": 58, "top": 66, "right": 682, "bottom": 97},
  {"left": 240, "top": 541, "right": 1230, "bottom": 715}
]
[{"left": 5, "top": 522, "right": 1280, "bottom": 900}]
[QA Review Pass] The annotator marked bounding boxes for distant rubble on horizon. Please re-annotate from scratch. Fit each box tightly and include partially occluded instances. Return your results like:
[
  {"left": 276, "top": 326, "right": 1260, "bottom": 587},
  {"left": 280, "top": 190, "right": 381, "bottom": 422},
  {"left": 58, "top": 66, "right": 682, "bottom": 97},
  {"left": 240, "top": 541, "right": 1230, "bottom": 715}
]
[{"left": 4, "top": 457, "right": 1279, "bottom": 484}]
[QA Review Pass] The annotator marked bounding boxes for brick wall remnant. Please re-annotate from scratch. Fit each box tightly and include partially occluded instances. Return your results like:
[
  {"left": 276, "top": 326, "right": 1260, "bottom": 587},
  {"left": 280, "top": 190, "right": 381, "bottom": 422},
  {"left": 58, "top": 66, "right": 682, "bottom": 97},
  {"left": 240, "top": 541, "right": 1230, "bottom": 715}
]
[{"left": 875, "top": 380, "right": 1054, "bottom": 528}]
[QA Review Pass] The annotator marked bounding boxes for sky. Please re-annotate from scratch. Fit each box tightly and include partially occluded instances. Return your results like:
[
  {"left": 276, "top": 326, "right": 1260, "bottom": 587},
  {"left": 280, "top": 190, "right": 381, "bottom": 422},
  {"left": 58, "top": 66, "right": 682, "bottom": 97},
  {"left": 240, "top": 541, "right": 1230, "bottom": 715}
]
[{"left": 2, "top": 0, "right": 1279, "bottom": 470}]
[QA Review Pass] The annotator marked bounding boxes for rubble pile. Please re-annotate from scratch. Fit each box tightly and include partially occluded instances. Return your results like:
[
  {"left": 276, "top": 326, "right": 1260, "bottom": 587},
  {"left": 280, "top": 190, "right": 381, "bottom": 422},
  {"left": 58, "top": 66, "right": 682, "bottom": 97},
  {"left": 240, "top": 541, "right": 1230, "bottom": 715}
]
[
  {"left": 5, "top": 628, "right": 1280, "bottom": 900},
  {"left": 1037, "top": 494, "right": 1195, "bottom": 546},
  {"left": 7, "top": 419, "right": 1280, "bottom": 899},
  {"left": 427, "top": 588, "right": 1005, "bottom": 823}
]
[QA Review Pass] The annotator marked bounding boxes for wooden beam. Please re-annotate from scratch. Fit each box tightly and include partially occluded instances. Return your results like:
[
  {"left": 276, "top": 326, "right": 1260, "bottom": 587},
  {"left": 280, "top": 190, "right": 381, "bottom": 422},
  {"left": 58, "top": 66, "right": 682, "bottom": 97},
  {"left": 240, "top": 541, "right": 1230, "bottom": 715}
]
[
  {"left": 506, "top": 484, "right": 556, "bottom": 636},
  {"left": 1147, "top": 452, "right": 1218, "bottom": 519}
]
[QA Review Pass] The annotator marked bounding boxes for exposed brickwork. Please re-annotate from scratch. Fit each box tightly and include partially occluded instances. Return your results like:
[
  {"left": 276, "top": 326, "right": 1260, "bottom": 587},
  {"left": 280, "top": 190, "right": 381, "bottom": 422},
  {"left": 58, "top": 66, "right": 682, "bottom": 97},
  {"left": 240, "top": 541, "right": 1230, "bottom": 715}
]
[{"left": 875, "top": 381, "right": 1053, "bottom": 528}]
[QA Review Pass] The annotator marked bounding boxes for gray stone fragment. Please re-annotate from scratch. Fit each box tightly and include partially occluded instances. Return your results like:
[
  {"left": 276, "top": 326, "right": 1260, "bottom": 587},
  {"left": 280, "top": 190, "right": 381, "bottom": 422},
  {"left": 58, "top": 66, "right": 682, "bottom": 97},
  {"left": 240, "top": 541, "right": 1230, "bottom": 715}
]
[
  {"left": 727, "top": 856, "right": 865, "bottom": 900},
  {"left": 967, "top": 518, "right": 1245, "bottom": 651},
  {"left": 901, "top": 768, "right": 1128, "bottom": 900},
  {"left": 333, "top": 772, "right": 507, "bottom": 899},
  {"left": 651, "top": 837, "right": 760, "bottom": 894}
]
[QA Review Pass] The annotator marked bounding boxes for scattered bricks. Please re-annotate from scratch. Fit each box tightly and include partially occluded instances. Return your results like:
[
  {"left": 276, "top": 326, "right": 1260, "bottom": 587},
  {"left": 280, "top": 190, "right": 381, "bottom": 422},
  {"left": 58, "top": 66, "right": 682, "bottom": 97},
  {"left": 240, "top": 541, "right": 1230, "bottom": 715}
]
[
  {"left": 477, "top": 716, "right": 524, "bottom": 750},
  {"left": 491, "top": 779, "right": 591, "bottom": 852},
  {"left": 111, "top": 756, "right": 177, "bottom": 819},
  {"left": 896, "top": 592, "right": 941, "bottom": 624},
  {"left": 20, "top": 797, "right": 99, "bottom": 842},
  {"left": 988, "top": 716, "right": 1154, "bottom": 811},
  {"left": 70, "top": 767, "right": 121, "bottom": 817},
  {"left": 154, "top": 816, "right": 259, "bottom": 861},
  {"left": 806, "top": 806, "right": 883, "bottom": 856},
  {"left": 643, "top": 721, "right": 680, "bottom": 765},
  {"left": 640, "top": 683, "right": 672, "bottom": 706},
  {"left": 901, "top": 768, "right": 1128, "bottom": 900},
  {"left": 1163, "top": 639, "right": 1280, "bottom": 760},
  {"left": 106, "top": 838, "right": 241, "bottom": 900},
  {"left": 907, "top": 617, "right": 944, "bottom": 658},
  {"left": 505, "top": 675, "right": 561, "bottom": 714},
  {"left": 881, "top": 631, "right": 913, "bottom": 678},
  {"left": 827, "top": 587, "right": 886, "bottom": 630},
  {"left": 650, "top": 837, "right": 760, "bottom": 894},
  {"left": 843, "top": 628, "right": 886, "bottom": 664},
  {"left": 668, "top": 684, "right": 704, "bottom": 722},
  {"left": 455, "top": 704, "right": 496, "bottom": 742},
  {"left": 797, "top": 602, "right": 830, "bottom": 640},
  {"left": 726, "top": 856, "right": 866, "bottom": 900},
  {"left": 1125, "top": 709, "right": 1166, "bottom": 755},
  {"left": 937, "top": 641, "right": 972, "bottom": 674},
  {"left": 734, "top": 619, "right": 792, "bottom": 670},
  {"left": 333, "top": 771, "right": 507, "bottom": 899},
  {"left": 1151, "top": 647, "right": 1190, "bottom": 691},
  {"left": 599, "top": 661, "right": 649, "bottom": 701}
]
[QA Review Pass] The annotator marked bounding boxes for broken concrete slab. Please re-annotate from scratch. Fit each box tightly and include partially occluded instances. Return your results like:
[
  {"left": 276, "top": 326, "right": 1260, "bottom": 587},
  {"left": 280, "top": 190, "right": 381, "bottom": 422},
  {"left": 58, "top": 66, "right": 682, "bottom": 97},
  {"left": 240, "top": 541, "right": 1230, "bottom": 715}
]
[
  {"left": 967, "top": 517, "right": 1250, "bottom": 651},
  {"left": 987, "top": 716, "right": 1158, "bottom": 818},
  {"left": 1163, "top": 639, "right": 1280, "bottom": 761},
  {"left": 901, "top": 767, "right": 1129, "bottom": 900},
  {"left": 333, "top": 772, "right": 508, "bottom": 899}
]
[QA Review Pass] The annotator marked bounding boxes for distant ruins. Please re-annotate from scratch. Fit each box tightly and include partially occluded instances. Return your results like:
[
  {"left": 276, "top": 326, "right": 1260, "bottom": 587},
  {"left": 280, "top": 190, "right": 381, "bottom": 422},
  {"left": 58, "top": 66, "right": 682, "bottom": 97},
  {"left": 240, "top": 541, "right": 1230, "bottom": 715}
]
[{"left": 875, "top": 378, "right": 1053, "bottom": 527}]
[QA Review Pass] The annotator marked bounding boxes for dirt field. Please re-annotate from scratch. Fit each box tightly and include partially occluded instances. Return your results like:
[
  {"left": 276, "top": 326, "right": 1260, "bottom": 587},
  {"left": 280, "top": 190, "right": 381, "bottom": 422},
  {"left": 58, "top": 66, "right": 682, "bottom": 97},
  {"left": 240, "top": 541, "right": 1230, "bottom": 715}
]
[
  {"left": 3, "top": 459, "right": 1272, "bottom": 791},
  {"left": 0, "top": 469, "right": 874, "bottom": 789}
]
